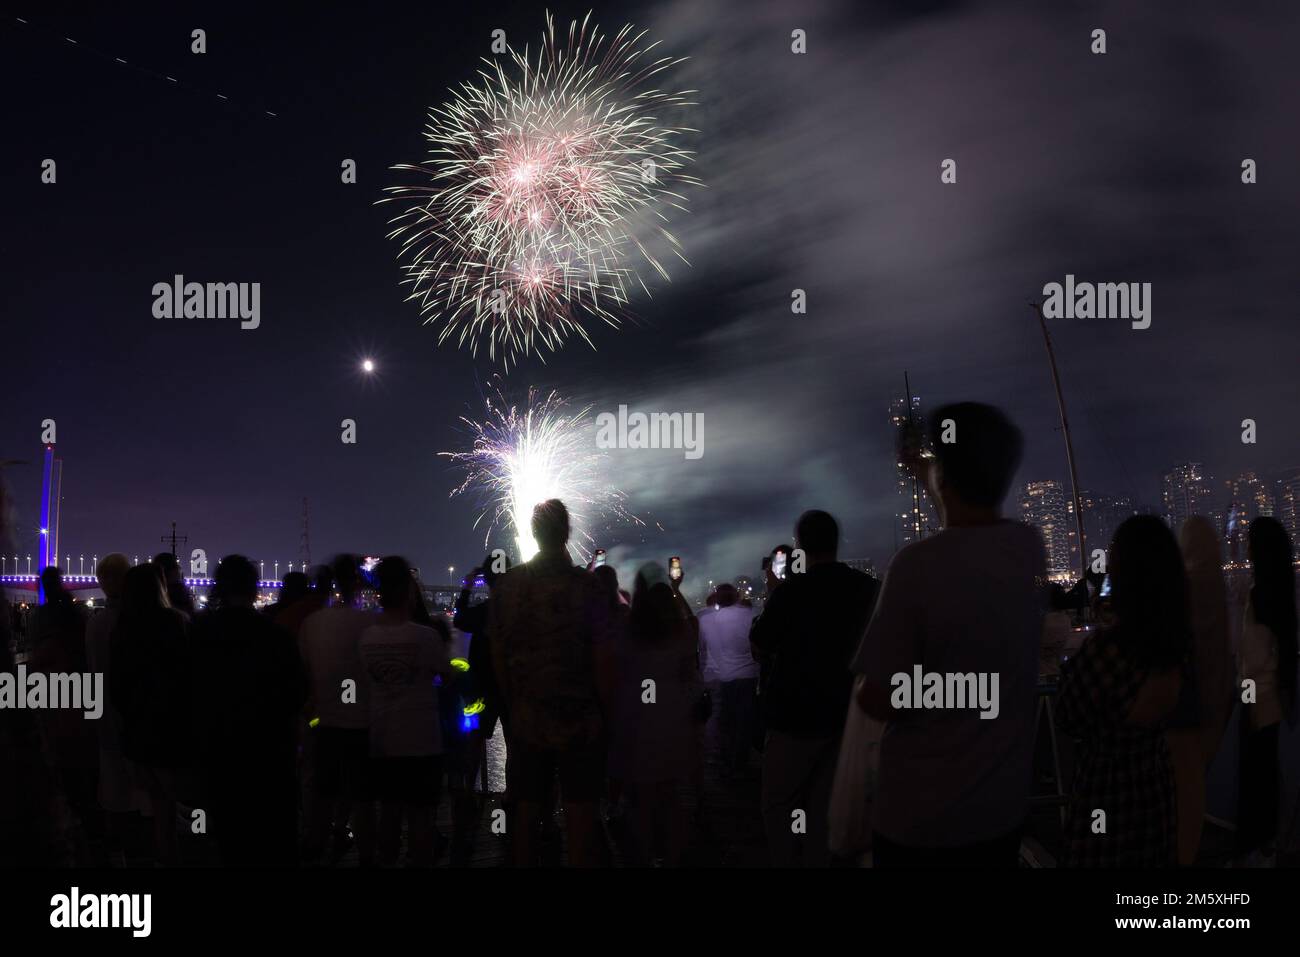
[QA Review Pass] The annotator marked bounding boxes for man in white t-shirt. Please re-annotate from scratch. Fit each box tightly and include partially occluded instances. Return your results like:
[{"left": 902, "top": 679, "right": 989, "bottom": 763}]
[
  {"left": 853, "top": 402, "right": 1046, "bottom": 867},
  {"left": 359, "top": 556, "right": 453, "bottom": 867},
  {"left": 698, "top": 584, "right": 759, "bottom": 775},
  {"left": 298, "top": 555, "right": 376, "bottom": 865}
]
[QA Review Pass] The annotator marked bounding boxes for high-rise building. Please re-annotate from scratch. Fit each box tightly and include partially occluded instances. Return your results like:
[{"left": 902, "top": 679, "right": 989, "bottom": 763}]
[
  {"left": 1224, "top": 471, "right": 1275, "bottom": 561},
  {"left": 889, "top": 395, "right": 939, "bottom": 550},
  {"left": 1070, "top": 490, "right": 1138, "bottom": 557},
  {"left": 1162, "top": 463, "right": 1221, "bottom": 535},
  {"left": 1018, "top": 480, "right": 1073, "bottom": 580},
  {"left": 1274, "top": 466, "right": 1300, "bottom": 544}
]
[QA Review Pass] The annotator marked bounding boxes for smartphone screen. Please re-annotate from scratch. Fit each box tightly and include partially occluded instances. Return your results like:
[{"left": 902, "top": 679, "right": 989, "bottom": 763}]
[
  {"left": 669, "top": 556, "right": 682, "bottom": 581},
  {"left": 594, "top": 549, "right": 606, "bottom": 567},
  {"left": 771, "top": 551, "right": 787, "bottom": 579},
  {"left": 1099, "top": 574, "right": 1112, "bottom": 598}
]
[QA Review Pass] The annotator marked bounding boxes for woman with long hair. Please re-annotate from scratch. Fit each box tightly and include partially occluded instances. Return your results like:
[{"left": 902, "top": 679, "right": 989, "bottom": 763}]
[
  {"left": 1058, "top": 515, "right": 1191, "bottom": 866},
  {"left": 607, "top": 562, "right": 701, "bottom": 865},
  {"left": 1237, "top": 516, "right": 1298, "bottom": 862},
  {"left": 110, "top": 562, "right": 191, "bottom": 864},
  {"left": 1163, "top": 515, "right": 1233, "bottom": 864}
]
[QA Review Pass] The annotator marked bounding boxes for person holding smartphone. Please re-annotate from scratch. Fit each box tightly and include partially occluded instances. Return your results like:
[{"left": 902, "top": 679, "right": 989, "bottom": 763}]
[
  {"left": 750, "top": 512, "right": 879, "bottom": 867},
  {"left": 607, "top": 561, "right": 701, "bottom": 865}
]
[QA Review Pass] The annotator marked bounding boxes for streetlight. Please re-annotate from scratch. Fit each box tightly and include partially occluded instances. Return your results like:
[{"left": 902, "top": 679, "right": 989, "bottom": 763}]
[
  {"left": 361, "top": 358, "right": 375, "bottom": 374},
  {"left": 79, "top": 555, "right": 84, "bottom": 576},
  {"left": 260, "top": 560, "right": 265, "bottom": 581},
  {"left": 27, "top": 555, "right": 32, "bottom": 574},
  {"left": 448, "top": 565, "right": 455, "bottom": 583},
  {"left": 274, "top": 561, "right": 279, "bottom": 581},
  {"left": 133, "top": 555, "right": 139, "bottom": 566}
]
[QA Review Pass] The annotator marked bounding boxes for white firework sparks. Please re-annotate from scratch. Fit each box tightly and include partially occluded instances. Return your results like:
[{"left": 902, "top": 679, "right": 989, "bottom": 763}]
[
  {"left": 383, "top": 11, "right": 700, "bottom": 367},
  {"left": 441, "top": 382, "right": 642, "bottom": 562}
]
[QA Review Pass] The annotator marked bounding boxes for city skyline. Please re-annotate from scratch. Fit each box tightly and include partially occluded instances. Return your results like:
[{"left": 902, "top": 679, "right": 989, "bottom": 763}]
[{"left": 6, "top": 438, "right": 1295, "bottom": 592}]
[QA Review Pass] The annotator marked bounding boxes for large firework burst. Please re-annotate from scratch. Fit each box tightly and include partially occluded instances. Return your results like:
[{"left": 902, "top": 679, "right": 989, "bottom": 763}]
[
  {"left": 383, "top": 11, "right": 699, "bottom": 367},
  {"left": 440, "top": 381, "right": 643, "bottom": 562}
]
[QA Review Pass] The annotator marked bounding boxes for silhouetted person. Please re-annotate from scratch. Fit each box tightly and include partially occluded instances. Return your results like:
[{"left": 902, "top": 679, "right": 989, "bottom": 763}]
[
  {"left": 269, "top": 570, "right": 309, "bottom": 617},
  {"left": 359, "top": 557, "right": 453, "bottom": 866},
  {"left": 590, "top": 563, "right": 631, "bottom": 825},
  {"left": 452, "top": 554, "right": 510, "bottom": 862},
  {"left": 84, "top": 553, "right": 148, "bottom": 863},
  {"left": 754, "top": 510, "right": 878, "bottom": 867},
  {"left": 270, "top": 569, "right": 325, "bottom": 639},
  {"left": 31, "top": 567, "right": 88, "bottom": 667},
  {"left": 854, "top": 402, "right": 1042, "bottom": 868},
  {"left": 29, "top": 566, "right": 98, "bottom": 862},
  {"left": 0, "top": 477, "right": 61, "bottom": 865},
  {"left": 490, "top": 499, "right": 614, "bottom": 866},
  {"left": 414, "top": 580, "right": 468, "bottom": 862},
  {"left": 1058, "top": 516, "right": 1189, "bottom": 866},
  {"left": 699, "top": 582, "right": 759, "bottom": 777},
  {"left": 608, "top": 563, "right": 701, "bottom": 866},
  {"left": 153, "top": 553, "right": 195, "bottom": 618},
  {"left": 1166, "top": 515, "right": 1232, "bottom": 865},
  {"left": 453, "top": 553, "right": 511, "bottom": 755},
  {"left": 111, "top": 562, "right": 190, "bottom": 864},
  {"left": 191, "top": 555, "right": 305, "bottom": 866},
  {"left": 1180, "top": 518, "right": 1233, "bottom": 755},
  {"left": 1237, "top": 516, "right": 1297, "bottom": 863},
  {"left": 299, "top": 555, "right": 375, "bottom": 865}
]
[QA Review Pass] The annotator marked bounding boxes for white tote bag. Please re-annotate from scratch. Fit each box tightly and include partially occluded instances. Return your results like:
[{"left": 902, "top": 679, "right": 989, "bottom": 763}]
[{"left": 828, "top": 687, "right": 884, "bottom": 857}]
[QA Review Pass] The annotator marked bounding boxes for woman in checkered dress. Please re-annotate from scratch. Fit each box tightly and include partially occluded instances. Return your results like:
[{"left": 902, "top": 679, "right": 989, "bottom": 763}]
[{"left": 1057, "top": 516, "right": 1190, "bottom": 867}]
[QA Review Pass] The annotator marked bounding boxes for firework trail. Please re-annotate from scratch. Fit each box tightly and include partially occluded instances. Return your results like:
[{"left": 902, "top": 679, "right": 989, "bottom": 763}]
[
  {"left": 383, "top": 11, "right": 700, "bottom": 367},
  {"left": 440, "top": 381, "right": 643, "bottom": 562}
]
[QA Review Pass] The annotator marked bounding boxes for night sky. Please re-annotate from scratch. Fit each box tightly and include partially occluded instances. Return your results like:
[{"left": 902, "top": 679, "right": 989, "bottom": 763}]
[{"left": 3, "top": 1, "right": 1298, "bottom": 591}]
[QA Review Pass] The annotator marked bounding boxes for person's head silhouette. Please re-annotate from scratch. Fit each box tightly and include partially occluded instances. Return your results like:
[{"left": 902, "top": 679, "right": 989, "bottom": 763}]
[
  {"left": 928, "top": 402, "right": 1023, "bottom": 526},
  {"left": 531, "top": 499, "right": 570, "bottom": 556},
  {"left": 215, "top": 555, "right": 259, "bottom": 609},
  {"left": 1108, "top": 515, "right": 1190, "bottom": 668},
  {"left": 795, "top": 510, "right": 839, "bottom": 564},
  {"left": 376, "top": 556, "right": 415, "bottom": 616}
]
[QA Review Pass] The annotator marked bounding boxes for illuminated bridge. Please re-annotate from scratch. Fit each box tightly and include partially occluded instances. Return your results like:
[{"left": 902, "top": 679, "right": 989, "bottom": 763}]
[
  {"left": 0, "top": 574, "right": 287, "bottom": 594},
  {"left": 4, "top": 443, "right": 466, "bottom": 605}
]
